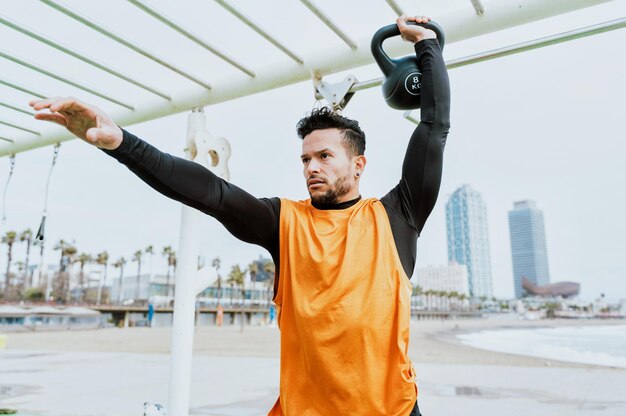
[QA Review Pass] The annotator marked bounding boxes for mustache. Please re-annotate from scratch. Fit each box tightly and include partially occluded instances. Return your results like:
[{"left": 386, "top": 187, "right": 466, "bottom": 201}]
[{"left": 307, "top": 175, "right": 327, "bottom": 184}]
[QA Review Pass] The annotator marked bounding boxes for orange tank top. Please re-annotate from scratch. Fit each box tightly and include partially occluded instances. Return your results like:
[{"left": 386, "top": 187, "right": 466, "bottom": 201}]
[{"left": 268, "top": 197, "right": 417, "bottom": 416}]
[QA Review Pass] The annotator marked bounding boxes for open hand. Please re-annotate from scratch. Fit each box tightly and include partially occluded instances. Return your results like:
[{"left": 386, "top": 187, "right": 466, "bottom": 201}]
[
  {"left": 396, "top": 15, "right": 437, "bottom": 44},
  {"left": 29, "top": 97, "right": 123, "bottom": 150}
]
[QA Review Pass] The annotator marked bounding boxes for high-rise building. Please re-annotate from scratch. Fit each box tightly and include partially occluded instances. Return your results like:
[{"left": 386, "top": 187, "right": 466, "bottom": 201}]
[
  {"left": 445, "top": 185, "right": 493, "bottom": 298},
  {"left": 508, "top": 200, "right": 550, "bottom": 298},
  {"left": 415, "top": 263, "right": 469, "bottom": 295}
]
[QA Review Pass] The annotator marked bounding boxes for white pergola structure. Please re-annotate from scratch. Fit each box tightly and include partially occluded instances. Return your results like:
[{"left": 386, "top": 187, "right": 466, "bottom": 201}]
[{"left": 0, "top": 1, "right": 623, "bottom": 415}]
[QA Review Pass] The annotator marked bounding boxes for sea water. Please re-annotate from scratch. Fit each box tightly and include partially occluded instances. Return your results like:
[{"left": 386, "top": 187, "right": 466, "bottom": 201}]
[{"left": 457, "top": 324, "right": 626, "bottom": 368}]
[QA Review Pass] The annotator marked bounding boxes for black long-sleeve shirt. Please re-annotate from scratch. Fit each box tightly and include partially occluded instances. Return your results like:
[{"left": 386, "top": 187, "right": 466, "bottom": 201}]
[{"left": 104, "top": 39, "right": 450, "bottom": 294}]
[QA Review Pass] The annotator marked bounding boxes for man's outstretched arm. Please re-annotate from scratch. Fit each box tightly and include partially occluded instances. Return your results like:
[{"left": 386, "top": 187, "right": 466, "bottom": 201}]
[
  {"left": 29, "top": 97, "right": 279, "bottom": 252},
  {"left": 103, "top": 130, "right": 279, "bottom": 249},
  {"left": 382, "top": 16, "right": 451, "bottom": 235}
]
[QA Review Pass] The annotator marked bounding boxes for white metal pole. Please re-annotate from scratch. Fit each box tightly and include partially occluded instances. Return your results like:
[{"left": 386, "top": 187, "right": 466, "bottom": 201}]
[
  {"left": 167, "top": 108, "right": 230, "bottom": 416},
  {"left": 167, "top": 194, "right": 201, "bottom": 416},
  {"left": 167, "top": 111, "right": 203, "bottom": 416}
]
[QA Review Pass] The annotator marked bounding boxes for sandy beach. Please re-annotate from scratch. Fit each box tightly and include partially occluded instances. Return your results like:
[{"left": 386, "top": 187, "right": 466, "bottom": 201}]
[{"left": 1, "top": 317, "right": 625, "bottom": 415}]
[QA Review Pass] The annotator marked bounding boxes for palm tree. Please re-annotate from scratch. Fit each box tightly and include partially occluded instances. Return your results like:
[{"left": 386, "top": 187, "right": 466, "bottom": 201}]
[
  {"left": 170, "top": 251, "right": 177, "bottom": 273},
  {"left": 412, "top": 284, "right": 423, "bottom": 297},
  {"left": 427, "top": 289, "right": 437, "bottom": 310},
  {"left": 53, "top": 239, "right": 68, "bottom": 301},
  {"left": 263, "top": 260, "right": 276, "bottom": 303},
  {"left": 211, "top": 257, "right": 221, "bottom": 271},
  {"left": 212, "top": 257, "right": 222, "bottom": 306},
  {"left": 162, "top": 246, "right": 176, "bottom": 298},
  {"left": 14, "top": 261, "right": 24, "bottom": 296},
  {"left": 443, "top": 291, "right": 452, "bottom": 311},
  {"left": 1, "top": 230, "right": 17, "bottom": 300},
  {"left": 19, "top": 229, "right": 33, "bottom": 290},
  {"left": 113, "top": 257, "right": 127, "bottom": 305},
  {"left": 436, "top": 290, "right": 446, "bottom": 310},
  {"left": 169, "top": 250, "right": 177, "bottom": 298},
  {"left": 145, "top": 245, "right": 154, "bottom": 280},
  {"left": 76, "top": 253, "right": 92, "bottom": 303},
  {"left": 248, "top": 261, "right": 258, "bottom": 290},
  {"left": 95, "top": 251, "right": 109, "bottom": 305},
  {"left": 439, "top": 291, "right": 447, "bottom": 310},
  {"left": 459, "top": 293, "right": 468, "bottom": 311},
  {"left": 448, "top": 290, "right": 460, "bottom": 309},
  {"left": 132, "top": 249, "right": 143, "bottom": 300},
  {"left": 52, "top": 240, "right": 77, "bottom": 303},
  {"left": 424, "top": 289, "right": 433, "bottom": 310},
  {"left": 227, "top": 264, "right": 246, "bottom": 304},
  {"left": 412, "top": 284, "right": 423, "bottom": 309},
  {"left": 64, "top": 245, "right": 78, "bottom": 303},
  {"left": 227, "top": 264, "right": 246, "bottom": 331}
]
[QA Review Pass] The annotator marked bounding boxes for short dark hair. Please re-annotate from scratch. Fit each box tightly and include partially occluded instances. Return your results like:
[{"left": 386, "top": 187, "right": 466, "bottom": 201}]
[{"left": 296, "top": 107, "right": 366, "bottom": 156}]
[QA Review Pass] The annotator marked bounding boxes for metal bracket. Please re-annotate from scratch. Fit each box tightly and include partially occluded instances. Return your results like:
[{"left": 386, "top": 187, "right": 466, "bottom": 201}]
[
  {"left": 313, "top": 73, "right": 358, "bottom": 110},
  {"left": 185, "top": 107, "right": 231, "bottom": 181}
]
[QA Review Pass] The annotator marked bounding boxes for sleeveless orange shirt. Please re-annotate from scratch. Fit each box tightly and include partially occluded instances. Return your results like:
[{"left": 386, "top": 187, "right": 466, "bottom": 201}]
[{"left": 268, "top": 197, "right": 417, "bottom": 416}]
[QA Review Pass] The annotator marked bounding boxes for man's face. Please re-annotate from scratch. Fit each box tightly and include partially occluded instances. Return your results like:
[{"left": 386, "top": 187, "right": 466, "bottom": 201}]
[{"left": 301, "top": 128, "right": 360, "bottom": 205}]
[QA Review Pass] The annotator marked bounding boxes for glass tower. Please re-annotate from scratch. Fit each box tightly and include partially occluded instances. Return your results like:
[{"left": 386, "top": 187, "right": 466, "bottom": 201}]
[
  {"left": 508, "top": 200, "right": 550, "bottom": 298},
  {"left": 445, "top": 185, "right": 493, "bottom": 298}
]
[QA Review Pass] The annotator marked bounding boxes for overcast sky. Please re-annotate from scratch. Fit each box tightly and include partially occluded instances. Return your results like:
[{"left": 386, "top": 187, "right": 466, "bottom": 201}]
[{"left": 0, "top": 1, "right": 624, "bottom": 300}]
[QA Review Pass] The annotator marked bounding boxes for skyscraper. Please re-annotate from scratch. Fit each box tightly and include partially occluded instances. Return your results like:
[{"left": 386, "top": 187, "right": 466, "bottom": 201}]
[
  {"left": 508, "top": 200, "right": 550, "bottom": 298},
  {"left": 445, "top": 185, "right": 493, "bottom": 298},
  {"left": 415, "top": 263, "right": 469, "bottom": 296}
]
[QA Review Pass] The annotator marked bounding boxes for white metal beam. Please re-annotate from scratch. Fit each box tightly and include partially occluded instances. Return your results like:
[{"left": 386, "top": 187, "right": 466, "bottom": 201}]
[
  {"left": 0, "top": 50, "right": 135, "bottom": 110},
  {"left": 0, "top": 14, "right": 172, "bottom": 100},
  {"left": 300, "top": 0, "right": 358, "bottom": 49},
  {"left": 0, "top": 78, "right": 47, "bottom": 98},
  {"left": 127, "top": 0, "right": 255, "bottom": 77},
  {"left": 39, "top": 0, "right": 213, "bottom": 90},
  {"left": 2, "top": 0, "right": 617, "bottom": 156},
  {"left": 445, "top": 17, "right": 625, "bottom": 68},
  {"left": 214, "top": 0, "right": 305, "bottom": 64},
  {"left": 0, "top": 119, "right": 40, "bottom": 135},
  {"left": 385, "top": 0, "right": 404, "bottom": 17},
  {"left": 0, "top": 100, "right": 35, "bottom": 116},
  {"left": 350, "top": 18, "right": 626, "bottom": 92}
]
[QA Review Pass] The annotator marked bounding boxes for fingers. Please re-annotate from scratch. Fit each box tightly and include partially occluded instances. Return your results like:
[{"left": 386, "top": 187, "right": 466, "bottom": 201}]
[
  {"left": 29, "top": 96, "right": 65, "bottom": 111},
  {"left": 29, "top": 96, "right": 83, "bottom": 113},
  {"left": 397, "top": 14, "right": 431, "bottom": 30},
  {"left": 33, "top": 112, "right": 68, "bottom": 127},
  {"left": 405, "top": 15, "right": 431, "bottom": 24},
  {"left": 50, "top": 97, "right": 84, "bottom": 113},
  {"left": 396, "top": 15, "right": 408, "bottom": 28}
]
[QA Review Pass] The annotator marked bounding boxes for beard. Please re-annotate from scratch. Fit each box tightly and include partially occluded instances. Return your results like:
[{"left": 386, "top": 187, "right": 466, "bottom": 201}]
[{"left": 309, "top": 174, "right": 352, "bottom": 205}]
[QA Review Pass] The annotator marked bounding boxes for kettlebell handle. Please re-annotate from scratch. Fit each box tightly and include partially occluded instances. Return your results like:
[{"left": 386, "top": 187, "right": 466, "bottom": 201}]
[{"left": 371, "top": 21, "right": 445, "bottom": 77}]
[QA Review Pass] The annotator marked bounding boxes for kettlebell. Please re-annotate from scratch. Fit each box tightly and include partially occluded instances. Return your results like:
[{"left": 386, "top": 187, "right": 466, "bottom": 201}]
[{"left": 371, "top": 21, "right": 445, "bottom": 110}]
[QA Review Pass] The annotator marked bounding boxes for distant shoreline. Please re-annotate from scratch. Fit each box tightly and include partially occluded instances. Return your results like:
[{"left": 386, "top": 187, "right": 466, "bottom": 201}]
[
  {"left": 4, "top": 315, "right": 625, "bottom": 367},
  {"left": 417, "top": 316, "right": 626, "bottom": 370}
]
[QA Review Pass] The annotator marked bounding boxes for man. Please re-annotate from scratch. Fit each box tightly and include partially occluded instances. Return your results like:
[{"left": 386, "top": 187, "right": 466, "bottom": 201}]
[{"left": 31, "top": 15, "right": 450, "bottom": 416}]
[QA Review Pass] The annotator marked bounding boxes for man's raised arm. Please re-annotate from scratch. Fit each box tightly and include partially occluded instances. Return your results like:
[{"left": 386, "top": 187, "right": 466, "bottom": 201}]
[
  {"left": 29, "top": 97, "right": 279, "bottom": 251},
  {"left": 381, "top": 15, "right": 451, "bottom": 235}
]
